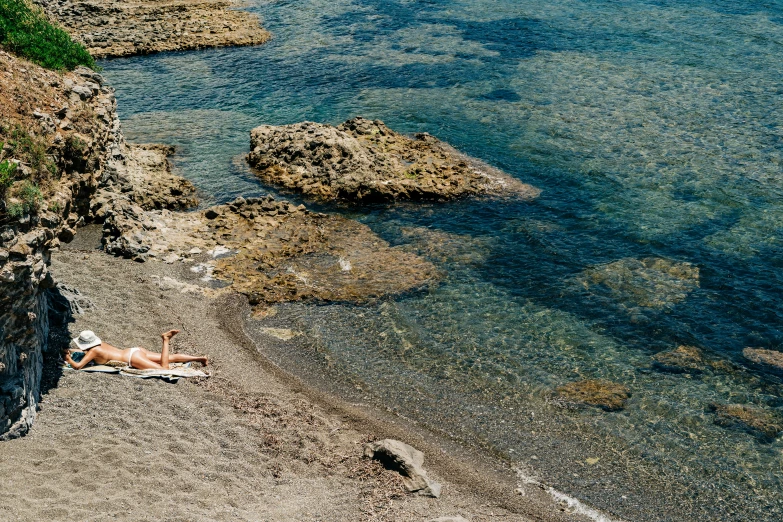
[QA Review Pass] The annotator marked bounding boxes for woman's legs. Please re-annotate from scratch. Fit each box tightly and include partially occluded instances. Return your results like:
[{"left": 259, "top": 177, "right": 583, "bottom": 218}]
[
  {"left": 159, "top": 329, "right": 176, "bottom": 368},
  {"left": 140, "top": 330, "right": 208, "bottom": 367}
]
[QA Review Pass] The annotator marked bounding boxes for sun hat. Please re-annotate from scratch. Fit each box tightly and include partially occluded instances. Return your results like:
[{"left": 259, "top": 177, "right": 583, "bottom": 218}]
[{"left": 72, "top": 330, "right": 102, "bottom": 350}]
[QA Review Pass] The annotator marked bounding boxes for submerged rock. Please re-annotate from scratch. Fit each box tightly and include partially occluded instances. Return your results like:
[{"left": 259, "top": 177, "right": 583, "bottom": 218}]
[
  {"left": 743, "top": 348, "right": 783, "bottom": 372},
  {"left": 554, "top": 379, "right": 631, "bottom": 411},
  {"left": 710, "top": 403, "right": 783, "bottom": 442},
  {"left": 363, "top": 439, "right": 442, "bottom": 498},
  {"left": 578, "top": 257, "right": 699, "bottom": 309},
  {"left": 652, "top": 345, "right": 705, "bottom": 374},
  {"left": 247, "top": 117, "right": 540, "bottom": 202}
]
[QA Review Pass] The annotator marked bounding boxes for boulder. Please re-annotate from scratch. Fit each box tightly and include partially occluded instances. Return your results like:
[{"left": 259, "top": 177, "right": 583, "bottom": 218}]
[
  {"left": 555, "top": 379, "right": 631, "bottom": 412},
  {"left": 247, "top": 117, "right": 539, "bottom": 202},
  {"left": 363, "top": 439, "right": 442, "bottom": 497}
]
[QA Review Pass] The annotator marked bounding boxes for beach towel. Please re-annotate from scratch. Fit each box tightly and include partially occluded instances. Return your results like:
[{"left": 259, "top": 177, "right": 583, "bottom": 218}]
[
  {"left": 120, "top": 364, "right": 209, "bottom": 383},
  {"left": 62, "top": 360, "right": 209, "bottom": 382}
]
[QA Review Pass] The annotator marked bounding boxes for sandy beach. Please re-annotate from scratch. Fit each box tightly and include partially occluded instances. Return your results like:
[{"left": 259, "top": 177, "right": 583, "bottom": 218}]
[{"left": 0, "top": 228, "right": 592, "bottom": 521}]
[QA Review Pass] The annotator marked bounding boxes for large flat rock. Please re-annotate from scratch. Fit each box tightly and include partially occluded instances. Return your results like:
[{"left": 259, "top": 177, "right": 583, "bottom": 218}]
[
  {"left": 35, "top": 0, "right": 271, "bottom": 58},
  {"left": 247, "top": 117, "right": 540, "bottom": 202}
]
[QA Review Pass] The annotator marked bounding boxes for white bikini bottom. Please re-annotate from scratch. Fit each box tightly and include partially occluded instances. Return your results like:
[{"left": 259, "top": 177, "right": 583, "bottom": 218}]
[{"left": 127, "top": 347, "right": 141, "bottom": 368}]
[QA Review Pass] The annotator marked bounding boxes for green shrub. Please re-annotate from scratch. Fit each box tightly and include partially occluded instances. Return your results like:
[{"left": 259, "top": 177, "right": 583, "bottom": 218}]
[
  {"left": 4, "top": 124, "right": 53, "bottom": 178},
  {"left": 0, "top": 158, "right": 16, "bottom": 189},
  {"left": 6, "top": 179, "right": 42, "bottom": 217},
  {"left": 6, "top": 201, "right": 24, "bottom": 218},
  {"left": 0, "top": 0, "right": 95, "bottom": 70},
  {"left": 65, "top": 134, "right": 86, "bottom": 154}
]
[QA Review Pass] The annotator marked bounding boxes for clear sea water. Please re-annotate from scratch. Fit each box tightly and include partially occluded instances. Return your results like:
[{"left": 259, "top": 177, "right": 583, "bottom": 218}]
[{"left": 100, "top": 0, "right": 783, "bottom": 519}]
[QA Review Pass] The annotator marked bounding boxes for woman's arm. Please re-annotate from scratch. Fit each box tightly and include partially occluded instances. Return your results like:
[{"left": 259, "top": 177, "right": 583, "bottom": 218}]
[{"left": 65, "top": 349, "right": 97, "bottom": 370}]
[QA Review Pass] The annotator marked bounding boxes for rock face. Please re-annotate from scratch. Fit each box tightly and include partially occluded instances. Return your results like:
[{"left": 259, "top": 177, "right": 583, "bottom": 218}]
[
  {"left": 34, "top": 0, "right": 271, "bottom": 58},
  {"left": 363, "top": 439, "right": 442, "bottom": 498},
  {"left": 0, "top": 50, "right": 195, "bottom": 438},
  {"left": 0, "top": 53, "right": 122, "bottom": 438},
  {"left": 652, "top": 345, "right": 705, "bottom": 373},
  {"left": 578, "top": 257, "right": 699, "bottom": 309},
  {"left": 554, "top": 379, "right": 631, "bottom": 411},
  {"left": 743, "top": 348, "right": 783, "bottom": 372},
  {"left": 247, "top": 117, "right": 540, "bottom": 202},
  {"left": 710, "top": 403, "right": 783, "bottom": 442}
]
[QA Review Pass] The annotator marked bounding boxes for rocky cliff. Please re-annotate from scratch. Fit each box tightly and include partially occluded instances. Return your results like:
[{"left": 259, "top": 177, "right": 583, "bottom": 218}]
[{"left": 0, "top": 50, "right": 195, "bottom": 439}]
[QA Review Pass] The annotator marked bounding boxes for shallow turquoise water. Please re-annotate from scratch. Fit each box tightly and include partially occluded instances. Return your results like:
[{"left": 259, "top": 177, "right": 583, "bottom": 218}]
[{"left": 101, "top": 0, "right": 783, "bottom": 519}]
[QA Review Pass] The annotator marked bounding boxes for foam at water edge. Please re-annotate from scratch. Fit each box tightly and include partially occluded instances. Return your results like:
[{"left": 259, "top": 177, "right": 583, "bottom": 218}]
[{"left": 514, "top": 467, "right": 626, "bottom": 522}]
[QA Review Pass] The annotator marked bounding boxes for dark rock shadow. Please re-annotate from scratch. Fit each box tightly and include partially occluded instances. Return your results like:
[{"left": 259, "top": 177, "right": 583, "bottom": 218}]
[{"left": 40, "top": 284, "right": 85, "bottom": 395}]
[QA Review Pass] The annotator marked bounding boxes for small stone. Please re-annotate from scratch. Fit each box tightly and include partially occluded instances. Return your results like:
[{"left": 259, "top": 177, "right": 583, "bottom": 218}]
[
  {"left": 188, "top": 247, "right": 202, "bottom": 255},
  {"left": 71, "top": 84, "right": 93, "bottom": 100},
  {"left": 8, "top": 242, "right": 31, "bottom": 259},
  {"left": 363, "top": 439, "right": 441, "bottom": 498},
  {"left": 58, "top": 227, "right": 75, "bottom": 243},
  {"left": 204, "top": 208, "right": 220, "bottom": 219}
]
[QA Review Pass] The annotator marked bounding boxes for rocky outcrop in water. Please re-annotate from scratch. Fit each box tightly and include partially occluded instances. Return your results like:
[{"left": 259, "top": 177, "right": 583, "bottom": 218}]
[
  {"left": 97, "top": 193, "right": 439, "bottom": 304},
  {"left": 34, "top": 0, "right": 270, "bottom": 58},
  {"left": 247, "top": 117, "right": 540, "bottom": 202},
  {"left": 709, "top": 403, "right": 783, "bottom": 442},
  {"left": 554, "top": 379, "right": 631, "bottom": 411}
]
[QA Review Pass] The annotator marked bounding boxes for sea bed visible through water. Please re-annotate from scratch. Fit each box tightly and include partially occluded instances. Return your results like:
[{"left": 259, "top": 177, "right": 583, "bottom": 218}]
[{"left": 99, "top": 0, "right": 783, "bottom": 520}]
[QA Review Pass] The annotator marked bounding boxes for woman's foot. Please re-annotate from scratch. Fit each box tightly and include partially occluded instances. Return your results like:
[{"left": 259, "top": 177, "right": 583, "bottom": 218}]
[
  {"left": 161, "top": 329, "right": 180, "bottom": 340},
  {"left": 198, "top": 357, "right": 208, "bottom": 367}
]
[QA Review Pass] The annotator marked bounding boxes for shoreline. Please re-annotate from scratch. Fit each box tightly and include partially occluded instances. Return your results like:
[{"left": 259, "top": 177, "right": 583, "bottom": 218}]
[{"left": 0, "top": 235, "right": 605, "bottom": 521}]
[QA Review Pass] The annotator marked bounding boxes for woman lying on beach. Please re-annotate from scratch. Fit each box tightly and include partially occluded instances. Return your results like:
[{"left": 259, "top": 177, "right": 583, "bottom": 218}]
[{"left": 64, "top": 329, "right": 208, "bottom": 370}]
